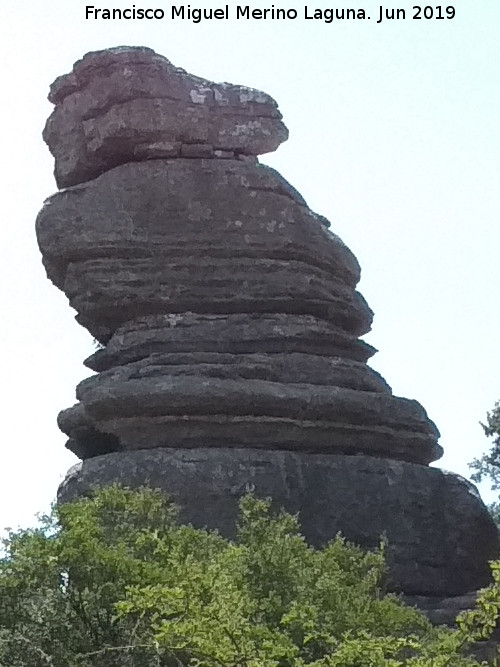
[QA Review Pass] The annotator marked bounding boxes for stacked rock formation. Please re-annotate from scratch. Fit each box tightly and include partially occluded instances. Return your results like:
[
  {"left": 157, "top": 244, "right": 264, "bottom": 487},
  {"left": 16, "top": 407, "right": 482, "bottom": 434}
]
[{"left": 36, "top": 47, "right": 498, "bottom": 598}]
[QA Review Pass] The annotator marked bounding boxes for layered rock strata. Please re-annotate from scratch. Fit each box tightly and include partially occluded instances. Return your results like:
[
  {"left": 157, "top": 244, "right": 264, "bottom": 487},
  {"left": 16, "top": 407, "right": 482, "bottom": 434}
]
[{"left": 37, "top": 47, "right": 498, "bottom": 596}]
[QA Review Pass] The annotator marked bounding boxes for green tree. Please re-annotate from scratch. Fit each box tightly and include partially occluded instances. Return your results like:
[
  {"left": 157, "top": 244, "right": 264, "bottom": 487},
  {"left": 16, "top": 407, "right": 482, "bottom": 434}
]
[
  {"left": 470, "top": 401, "right": 500, "bottom": 494},
  {"left": 0, "top": 486, "right": 490, "bottom": 666}
]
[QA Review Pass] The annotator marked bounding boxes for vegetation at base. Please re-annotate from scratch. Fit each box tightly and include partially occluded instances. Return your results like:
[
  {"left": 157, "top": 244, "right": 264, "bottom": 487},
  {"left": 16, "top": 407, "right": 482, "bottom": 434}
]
[{"left": 0, "top": 486, "right": 496, "bottom": 666}]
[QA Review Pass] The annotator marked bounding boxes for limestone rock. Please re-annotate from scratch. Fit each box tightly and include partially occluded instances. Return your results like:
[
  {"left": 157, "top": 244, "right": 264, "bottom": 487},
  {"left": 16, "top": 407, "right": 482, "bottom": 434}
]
[
  {"left": 36, "top": 159, "right": 361, "bottom": 338},
  {"left": 35, "top": 47, "right": 497, "bottom": 599},
  {"left": 43, "top": 47, "right": 288, "bottom": 188},
  {"left": 56, "top": 342, "right": 440, "bottom": 463},
  {"left": 36, "top": 153, "right": 443, "bottom": 464},
  {"left": 403, "top": 592, "right": 480, "bottom": 626},
  {"left": 57, "top": 449, "right": 499, "bottom": 597},
  {"left": 37, "top": 150, "right": 445, "bottom": 463},
  {"left": 36, "top": 53, "right": 443, "bottom": 465},
  {"left": 84, "top": 314, "right": 378, "bottom": 372}
]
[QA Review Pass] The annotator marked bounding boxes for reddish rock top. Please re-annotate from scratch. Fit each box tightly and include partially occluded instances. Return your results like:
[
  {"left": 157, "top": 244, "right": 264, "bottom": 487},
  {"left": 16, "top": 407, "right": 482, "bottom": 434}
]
[{"left": 44, "top": 46, "right": 289, "bottom": 188}]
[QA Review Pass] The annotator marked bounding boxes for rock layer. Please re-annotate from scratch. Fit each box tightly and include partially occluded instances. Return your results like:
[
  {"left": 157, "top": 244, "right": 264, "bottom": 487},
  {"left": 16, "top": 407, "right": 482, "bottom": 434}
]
[
  {"left": 36, "top": 159, "right": 370, "bottom": 341},
  {"left": 58, "top": 449, "right": 499, "bottom": 598},
  {"left": 37, "top": 47, "right": 498, "bottom": 597},
  {"left": 36, "top": 154, "right": 441, "bottom": 464}
]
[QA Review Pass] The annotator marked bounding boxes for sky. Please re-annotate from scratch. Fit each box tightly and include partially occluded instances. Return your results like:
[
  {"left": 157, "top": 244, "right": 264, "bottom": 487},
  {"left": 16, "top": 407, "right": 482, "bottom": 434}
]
[{"left": 1, "top": 0, "right": 499, "bottom": 533}]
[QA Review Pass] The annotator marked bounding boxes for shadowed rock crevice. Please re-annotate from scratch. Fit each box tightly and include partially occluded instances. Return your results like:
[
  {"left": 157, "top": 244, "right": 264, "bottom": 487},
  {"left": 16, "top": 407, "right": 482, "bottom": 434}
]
[{"left": 36, "top": 46, "right": 498, "bottom": 598}]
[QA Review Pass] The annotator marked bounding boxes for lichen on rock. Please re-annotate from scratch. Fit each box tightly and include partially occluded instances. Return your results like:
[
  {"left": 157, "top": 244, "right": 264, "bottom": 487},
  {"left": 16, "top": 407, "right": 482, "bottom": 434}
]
[{"left": 35, "top": 46, "right": 499, "bottom": 598}]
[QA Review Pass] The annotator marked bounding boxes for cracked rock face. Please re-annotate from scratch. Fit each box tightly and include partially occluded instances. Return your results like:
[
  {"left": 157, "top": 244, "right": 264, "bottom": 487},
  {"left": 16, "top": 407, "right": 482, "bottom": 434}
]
[
  {"left": 44, "top": 46, "right": 288, "bottom": 188},
  {"left": 36, "top": 47, "right": 498, "bottom": 596}
]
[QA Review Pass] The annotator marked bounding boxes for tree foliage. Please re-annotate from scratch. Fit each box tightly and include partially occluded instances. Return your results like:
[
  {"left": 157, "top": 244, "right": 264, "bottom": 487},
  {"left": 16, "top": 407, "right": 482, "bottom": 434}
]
[
  {"left": 470, "top": 401, "right": 500, "bottom": 491},
  {"left": 0, "top": 486, "right": 493, "bottom": 666}
]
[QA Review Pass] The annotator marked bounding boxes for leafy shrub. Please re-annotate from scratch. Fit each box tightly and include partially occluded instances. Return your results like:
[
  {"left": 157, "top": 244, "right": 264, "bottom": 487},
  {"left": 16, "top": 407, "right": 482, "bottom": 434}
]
[{"left": 0, "top": 486, "right": 489, "bottom": 666}]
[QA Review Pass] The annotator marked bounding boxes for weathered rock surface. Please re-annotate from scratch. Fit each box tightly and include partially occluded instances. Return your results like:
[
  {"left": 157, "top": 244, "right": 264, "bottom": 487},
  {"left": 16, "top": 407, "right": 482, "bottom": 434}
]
[
  {"left": 57, "top": 449, "right": 499, "bottom": 597},
  {"left": 36, "top": 155, "right": 441, "bottom": 464},
  {"left": 85, "top": 313, "right": 378, "bottom": 370},
  {"left": 403, "top": 592, "right": 480, "bottom": 626},
  {"left": 36, "top": 47, "right": 498, "bottom": 599},
  {"left": 56, "top": 353, "right": 440, "bottom": 463},
  {"left": 36, "top": 159, "right": 361, "bottom": 340},
  {"left": 44, "top": 47, "right": 288, "bottom": 188},
  {"left": 36, "top": 167, "right": 370, "bottom": 343}
]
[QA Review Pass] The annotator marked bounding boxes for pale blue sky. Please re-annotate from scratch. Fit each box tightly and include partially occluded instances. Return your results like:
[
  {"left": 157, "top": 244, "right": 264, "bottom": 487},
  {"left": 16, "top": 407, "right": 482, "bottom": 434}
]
[{"left": 1, "top": 0, "right": 499, "bottom": 531}]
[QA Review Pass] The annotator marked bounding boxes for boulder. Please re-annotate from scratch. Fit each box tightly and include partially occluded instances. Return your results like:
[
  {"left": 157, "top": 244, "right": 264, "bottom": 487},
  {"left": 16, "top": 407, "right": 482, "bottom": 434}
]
[{"left": 43, "top": 46, "right": 288, "bottom": 187}]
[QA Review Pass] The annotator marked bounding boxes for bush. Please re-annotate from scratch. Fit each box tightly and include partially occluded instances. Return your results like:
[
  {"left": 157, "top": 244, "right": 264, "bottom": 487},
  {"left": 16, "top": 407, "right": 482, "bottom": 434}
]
[{"left": 0, "top": 486, "right": 489, "bottom": 666}]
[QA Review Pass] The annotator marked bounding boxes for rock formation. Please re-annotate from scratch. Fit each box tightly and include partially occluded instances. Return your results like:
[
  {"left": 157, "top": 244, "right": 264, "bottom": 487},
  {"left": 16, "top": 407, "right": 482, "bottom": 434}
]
[{"left": 36, "top": 46, "right": 498, "bottom": 598}]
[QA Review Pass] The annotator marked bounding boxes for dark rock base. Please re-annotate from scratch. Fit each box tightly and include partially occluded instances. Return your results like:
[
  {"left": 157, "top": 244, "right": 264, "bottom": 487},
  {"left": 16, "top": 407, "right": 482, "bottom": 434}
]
[{"left": 58, "top": 448, "right": 499, "bottom": 597}]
